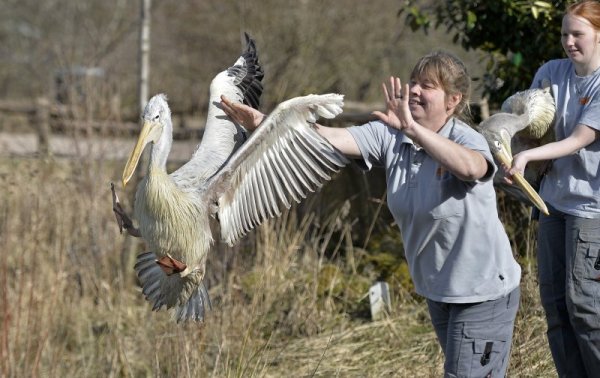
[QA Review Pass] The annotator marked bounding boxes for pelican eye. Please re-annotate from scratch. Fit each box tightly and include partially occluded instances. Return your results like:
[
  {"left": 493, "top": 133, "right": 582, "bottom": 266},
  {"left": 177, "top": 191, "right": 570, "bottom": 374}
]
[{"left": 492, "top": 140, "right": 503, "bottom": 152}]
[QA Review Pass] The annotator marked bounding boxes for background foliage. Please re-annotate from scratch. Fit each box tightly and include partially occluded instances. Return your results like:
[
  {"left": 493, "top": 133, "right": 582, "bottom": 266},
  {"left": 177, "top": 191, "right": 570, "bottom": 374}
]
[
  {"left": 402, "top": 0, "right": 569, "bottom": 106},
  {"left": 0, "top": 0, "right": 487, "bottom": 119}
]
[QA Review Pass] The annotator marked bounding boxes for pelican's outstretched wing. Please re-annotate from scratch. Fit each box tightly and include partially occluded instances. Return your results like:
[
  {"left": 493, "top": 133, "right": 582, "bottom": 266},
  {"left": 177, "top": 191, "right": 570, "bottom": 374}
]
[
  {"left": 206, "top": 93, "right": 349, "bottom": 246},
  {"left": 172, "top": 33, "right": 264, "bottom": 187}
]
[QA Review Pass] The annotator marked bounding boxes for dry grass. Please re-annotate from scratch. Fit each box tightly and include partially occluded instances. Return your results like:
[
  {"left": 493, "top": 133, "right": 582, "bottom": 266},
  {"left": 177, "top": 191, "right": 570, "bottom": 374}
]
[{"left": 0, "top": 155, "right": 555, "bottom": 377}]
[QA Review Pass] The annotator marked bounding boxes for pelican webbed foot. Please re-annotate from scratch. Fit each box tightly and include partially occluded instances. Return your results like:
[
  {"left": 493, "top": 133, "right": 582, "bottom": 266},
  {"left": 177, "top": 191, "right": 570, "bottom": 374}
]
[
  {"left": 156, "top": 254, "right": 187, "bottom": 275},
  {"left": 111, "top": 182, "right": 141, "bottom": 237}
]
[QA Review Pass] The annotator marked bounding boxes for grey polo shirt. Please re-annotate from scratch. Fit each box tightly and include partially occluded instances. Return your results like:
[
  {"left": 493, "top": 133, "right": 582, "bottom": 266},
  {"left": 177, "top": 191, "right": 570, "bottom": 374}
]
[
  {"left": 348, "top": 118, "right": 521, "bottom": 303},
  {"left": 531, "top": 59, "right": 600, "bottom": 218}
]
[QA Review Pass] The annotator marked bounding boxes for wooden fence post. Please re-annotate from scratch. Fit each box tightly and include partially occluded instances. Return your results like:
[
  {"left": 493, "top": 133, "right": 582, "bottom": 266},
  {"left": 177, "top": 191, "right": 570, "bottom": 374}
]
[{"left": 35, "top": 97, "right": 51, "bottom": 158}]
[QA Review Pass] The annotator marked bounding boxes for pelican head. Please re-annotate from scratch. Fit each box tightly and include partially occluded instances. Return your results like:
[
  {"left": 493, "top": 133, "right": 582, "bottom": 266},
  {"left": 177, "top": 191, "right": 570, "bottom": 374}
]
[
  {"left": 122, "top": 94, "right": 172, "bottom": 187},
  {"left": 477, "top": 87, "right": 555, "bottom": 216},
  {"left": 478, "top": 112, "right": 527, "bottom": 159}
]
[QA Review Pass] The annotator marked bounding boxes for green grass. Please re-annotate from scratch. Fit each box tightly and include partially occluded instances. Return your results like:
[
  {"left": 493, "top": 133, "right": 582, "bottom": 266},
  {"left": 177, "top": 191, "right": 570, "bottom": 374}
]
[{"left": 0, "top": 156, "right": 555, "bottom": 377}]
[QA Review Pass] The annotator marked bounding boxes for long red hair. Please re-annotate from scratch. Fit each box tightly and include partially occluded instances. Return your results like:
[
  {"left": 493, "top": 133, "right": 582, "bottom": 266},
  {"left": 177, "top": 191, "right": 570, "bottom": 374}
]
[{"left": 567, "top": 1, "right": 600, "bottom": 31}]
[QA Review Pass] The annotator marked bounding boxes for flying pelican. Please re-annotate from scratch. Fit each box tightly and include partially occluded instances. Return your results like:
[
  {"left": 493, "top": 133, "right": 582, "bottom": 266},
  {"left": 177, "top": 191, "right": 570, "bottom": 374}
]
[
  {"left": 113, "top": 35, "right": 349, "bottom": 323},
  {"left": 477, "top": 86, "right": 555, "bottom": 215}
]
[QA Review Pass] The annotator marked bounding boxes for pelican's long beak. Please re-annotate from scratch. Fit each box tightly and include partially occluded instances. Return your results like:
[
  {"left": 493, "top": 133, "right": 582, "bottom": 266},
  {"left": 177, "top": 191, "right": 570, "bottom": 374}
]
[
  {"left": 122, "top": 120, "right": 162, "bottom": 187},
  {"left": 492, "top": 140, "right": 549, "bottom": 216}
]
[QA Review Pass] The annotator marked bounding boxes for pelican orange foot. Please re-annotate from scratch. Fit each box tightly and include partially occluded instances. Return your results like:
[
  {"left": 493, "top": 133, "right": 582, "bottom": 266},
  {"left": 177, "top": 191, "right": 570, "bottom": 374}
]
[{"left": 156, "top": 255, "right": 187, "bottom": 275}]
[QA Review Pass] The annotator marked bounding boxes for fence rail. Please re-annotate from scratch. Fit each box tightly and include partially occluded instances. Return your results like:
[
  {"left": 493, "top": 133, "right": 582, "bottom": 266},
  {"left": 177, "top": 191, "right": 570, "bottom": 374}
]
[{"left": 0, "top": 97, "right": 489, "bottom": 158}]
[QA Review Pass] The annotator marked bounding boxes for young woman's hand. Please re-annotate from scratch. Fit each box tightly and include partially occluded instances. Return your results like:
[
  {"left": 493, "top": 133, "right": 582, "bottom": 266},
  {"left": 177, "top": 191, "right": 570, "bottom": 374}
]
[{"left": 502, "top": 151, "right": 529, "bottom": 185}]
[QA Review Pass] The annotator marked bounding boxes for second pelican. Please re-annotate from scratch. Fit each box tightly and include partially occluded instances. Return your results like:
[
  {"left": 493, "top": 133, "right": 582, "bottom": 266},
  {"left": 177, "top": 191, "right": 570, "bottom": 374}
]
[{"left": 478, "top": 87, "right": 555, "bottom": 215}]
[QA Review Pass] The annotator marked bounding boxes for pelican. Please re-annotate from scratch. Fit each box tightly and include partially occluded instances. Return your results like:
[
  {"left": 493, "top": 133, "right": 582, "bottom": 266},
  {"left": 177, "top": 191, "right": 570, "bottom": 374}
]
[
  {"left": 114, "top": 34, "right": 349, "bottom": 322},
  {"left": 477, "top": 86, "right": 555, "bottom": 215}
]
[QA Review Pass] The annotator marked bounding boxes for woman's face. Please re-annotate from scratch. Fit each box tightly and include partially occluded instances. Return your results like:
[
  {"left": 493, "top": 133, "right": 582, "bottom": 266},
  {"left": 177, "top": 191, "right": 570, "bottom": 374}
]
[
  {"left": 561, "top": 14, "right": 600, "bottom": 73},
  {"left": 408, "top": 78, "right": 458, "bottom": 131}
]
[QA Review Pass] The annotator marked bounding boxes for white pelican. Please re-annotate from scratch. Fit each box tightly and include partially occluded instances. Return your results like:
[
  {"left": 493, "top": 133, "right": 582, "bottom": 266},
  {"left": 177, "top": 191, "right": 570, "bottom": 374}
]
[
  {"left": 114, "top": 35, "right": 349, "bottom": 322},
  {"left": 477, "top": 87, "right": 555, "bottom": 215}
]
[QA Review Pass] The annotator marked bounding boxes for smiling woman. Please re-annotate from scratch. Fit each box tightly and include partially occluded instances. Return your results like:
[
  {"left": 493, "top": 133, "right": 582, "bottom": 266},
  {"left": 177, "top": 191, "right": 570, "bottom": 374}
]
[{"left": 221, "top": 51, "right": 521, "bottom": 377}]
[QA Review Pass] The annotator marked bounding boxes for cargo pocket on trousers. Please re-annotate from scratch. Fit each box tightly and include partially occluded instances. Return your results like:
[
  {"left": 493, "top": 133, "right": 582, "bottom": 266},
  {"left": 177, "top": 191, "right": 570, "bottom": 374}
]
[
  {"left": 460, "top": 323, "right": 511, "bottom": 377},
  {"left": 572, "top": 230, "right": 600, "bottom": 329},
  {"left": 575, "top": 230, "right": 600, "bottom": 281}
]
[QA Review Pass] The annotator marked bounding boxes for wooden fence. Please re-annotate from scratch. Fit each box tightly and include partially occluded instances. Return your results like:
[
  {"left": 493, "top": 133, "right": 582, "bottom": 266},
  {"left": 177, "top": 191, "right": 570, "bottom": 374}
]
[
  {"left": 0, "top": 97, "right": 489, "bottom": 159},
  {"left": 0, "top": 98, "right": 203, "bottom": 158}
]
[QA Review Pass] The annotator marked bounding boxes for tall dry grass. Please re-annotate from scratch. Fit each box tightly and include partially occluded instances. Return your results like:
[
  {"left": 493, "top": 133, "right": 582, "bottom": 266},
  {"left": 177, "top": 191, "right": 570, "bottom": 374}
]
[{"left": 0, "top": 155, "right": 556, "bottom": 377}]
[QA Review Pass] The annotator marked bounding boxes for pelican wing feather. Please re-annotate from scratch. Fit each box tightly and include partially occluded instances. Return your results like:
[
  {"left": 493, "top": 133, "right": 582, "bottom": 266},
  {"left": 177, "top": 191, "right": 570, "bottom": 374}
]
[
  {"left": 171, "top": 33, "right": 264, "bottom": 188},
  {"left": 206, "top": 93, "right": 349, "bottom": 246}
]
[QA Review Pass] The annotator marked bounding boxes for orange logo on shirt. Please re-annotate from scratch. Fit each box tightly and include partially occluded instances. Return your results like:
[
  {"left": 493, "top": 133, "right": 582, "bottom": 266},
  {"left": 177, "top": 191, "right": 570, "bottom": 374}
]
[
  {"left": 580, "top": 97, "right": 590, "bottom": 105},
  {"left": 436, "top": 166, "right": 446, "bottom": 178}
]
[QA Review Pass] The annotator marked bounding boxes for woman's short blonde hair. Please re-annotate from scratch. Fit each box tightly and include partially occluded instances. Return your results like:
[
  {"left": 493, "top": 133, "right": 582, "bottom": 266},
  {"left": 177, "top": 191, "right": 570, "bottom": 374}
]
[{"left": 410, "top": 51, "right": 472, "bottom": 123}]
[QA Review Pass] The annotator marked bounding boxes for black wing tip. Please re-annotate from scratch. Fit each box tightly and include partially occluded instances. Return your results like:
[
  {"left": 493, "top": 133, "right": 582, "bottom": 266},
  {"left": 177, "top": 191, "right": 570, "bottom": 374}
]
[
  {"left": 243, "top": 32, "right": 255, "bottom": 53},
  {"left": 234, "top": 32, "right": 264, "bottom": 109}
]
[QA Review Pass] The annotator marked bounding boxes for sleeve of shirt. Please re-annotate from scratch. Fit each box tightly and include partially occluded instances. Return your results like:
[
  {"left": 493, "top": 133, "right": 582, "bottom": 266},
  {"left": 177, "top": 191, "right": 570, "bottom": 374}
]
[
  {"left": 579, "top": 92, "right": 600, "bottom": 132},
  {"left": 346, "top": 121, "right": 391, "bottom": 171}
]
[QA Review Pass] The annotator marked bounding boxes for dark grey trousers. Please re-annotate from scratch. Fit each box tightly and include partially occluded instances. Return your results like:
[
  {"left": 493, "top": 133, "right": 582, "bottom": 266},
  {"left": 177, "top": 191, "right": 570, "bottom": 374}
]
[
  {"left": 537, "top": 206, "right": 600, "bottom": 378},
  {"left": 427, "top": 287, "right": 520, "bottom": 377}
]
